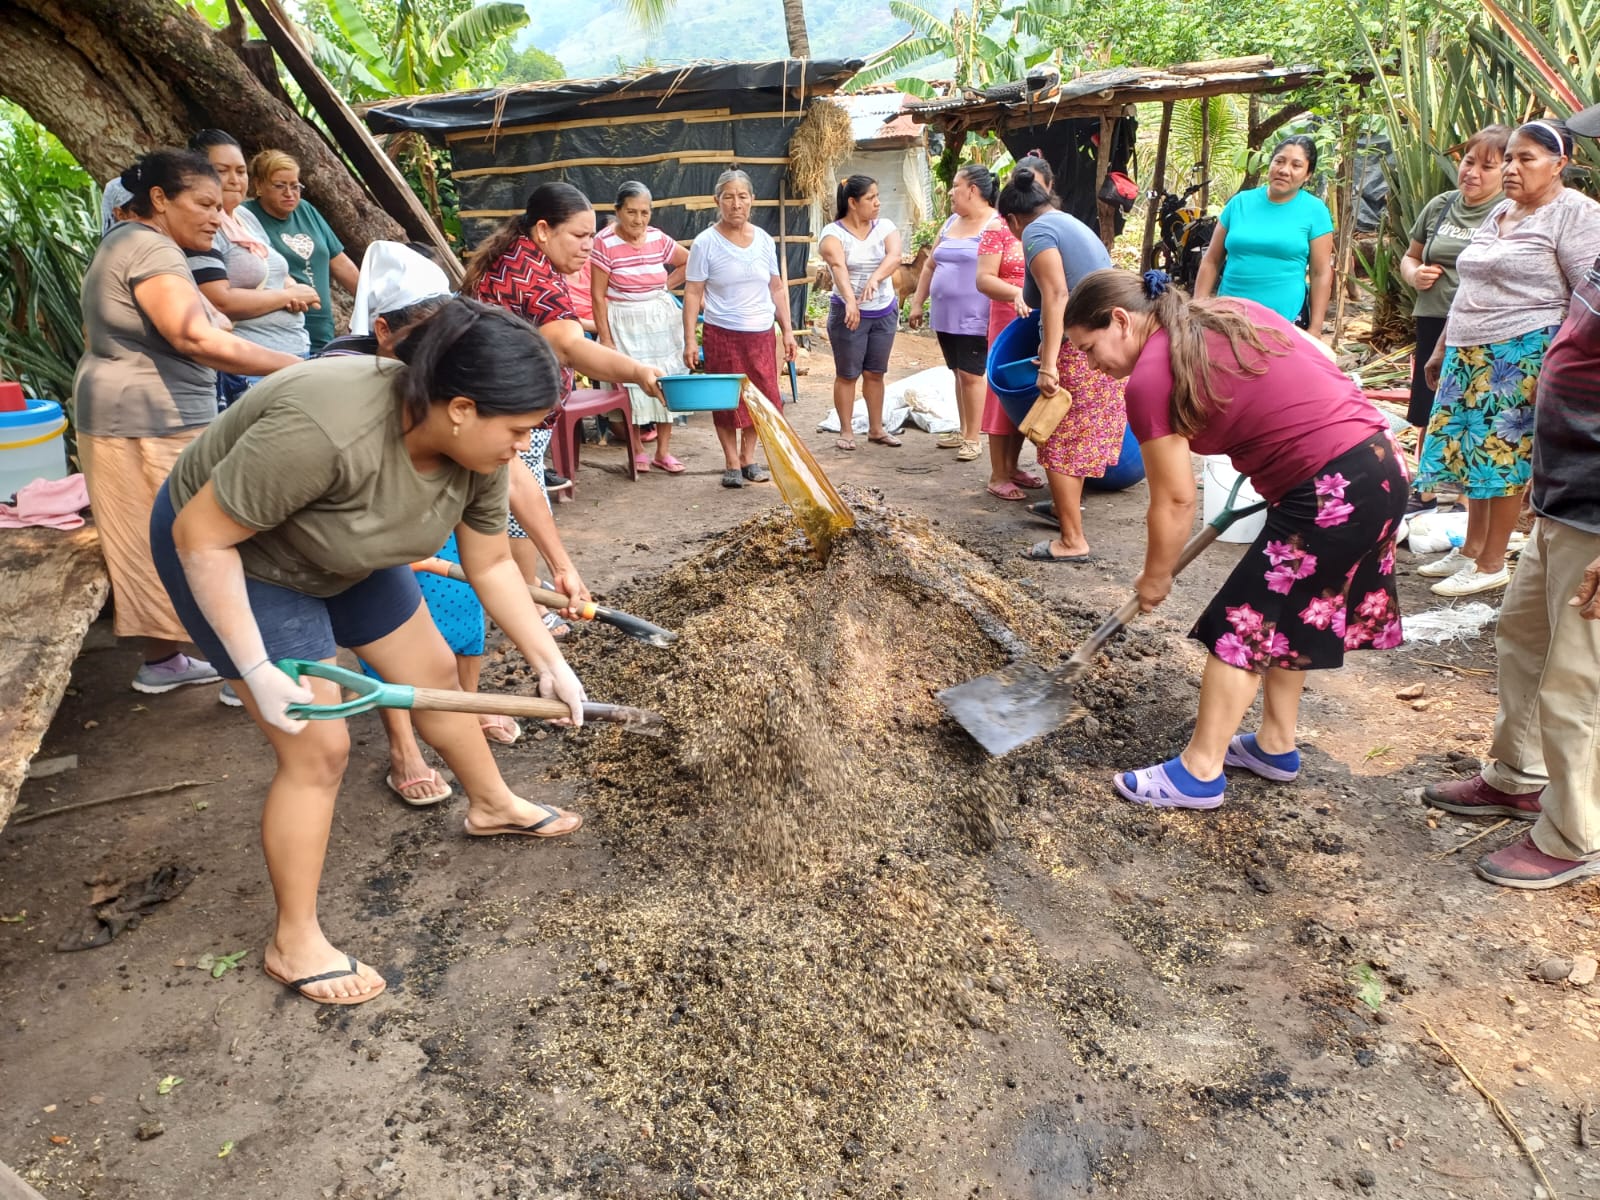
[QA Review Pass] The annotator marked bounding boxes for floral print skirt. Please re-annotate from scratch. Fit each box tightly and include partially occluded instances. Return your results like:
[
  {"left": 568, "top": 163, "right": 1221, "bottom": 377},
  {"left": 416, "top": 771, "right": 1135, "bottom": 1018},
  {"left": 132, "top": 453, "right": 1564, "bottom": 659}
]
[
  {"left": 1414, "top": 326, "right": 1555, "bottom": 499},
  {"left": 1193, "top": 431, "right": 1409, "bottom": 674},
  {"left": 1036, "top": 342, "right": 1128, "bottom": 478}
]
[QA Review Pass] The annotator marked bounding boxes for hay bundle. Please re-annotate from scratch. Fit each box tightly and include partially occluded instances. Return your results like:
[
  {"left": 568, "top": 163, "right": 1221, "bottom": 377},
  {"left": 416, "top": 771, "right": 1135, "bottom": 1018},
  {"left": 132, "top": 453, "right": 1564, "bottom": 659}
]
[{"left": 787, "top": 98, "right": 853, "bottom": 201}]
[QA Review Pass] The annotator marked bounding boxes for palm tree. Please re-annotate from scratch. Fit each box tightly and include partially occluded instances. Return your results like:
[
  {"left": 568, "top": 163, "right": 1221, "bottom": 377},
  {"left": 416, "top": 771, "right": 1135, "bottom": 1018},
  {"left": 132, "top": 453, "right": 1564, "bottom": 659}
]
[{"left": 620, "top": 0, "right": 811, "bottom": 58}]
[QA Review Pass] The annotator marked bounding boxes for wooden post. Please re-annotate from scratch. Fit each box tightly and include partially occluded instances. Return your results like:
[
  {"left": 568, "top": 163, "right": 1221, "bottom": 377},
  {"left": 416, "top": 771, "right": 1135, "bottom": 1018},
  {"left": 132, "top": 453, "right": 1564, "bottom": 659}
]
[
  {"left": 1199, "top": 99, "right": 1211, "bottom": 211},
  {"left": 1140, "top": 101, "right": 1174, "bottom": 271},
  {"left": 1331, "top": 120, "right": 1359, "bottom": 346},
  {"left": 1092, "top": 114, "right": 1116, "bottom": 250},
  {"left": 238, "top": 0, "right": 463, "bottom": 283}
]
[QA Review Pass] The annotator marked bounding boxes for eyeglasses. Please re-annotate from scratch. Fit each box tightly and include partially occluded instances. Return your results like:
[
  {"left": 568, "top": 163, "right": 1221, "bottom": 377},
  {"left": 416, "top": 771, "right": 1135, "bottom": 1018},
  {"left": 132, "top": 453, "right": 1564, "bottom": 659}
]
[{"left": 266, "top": 182, "right": 303, "bottom": 195}]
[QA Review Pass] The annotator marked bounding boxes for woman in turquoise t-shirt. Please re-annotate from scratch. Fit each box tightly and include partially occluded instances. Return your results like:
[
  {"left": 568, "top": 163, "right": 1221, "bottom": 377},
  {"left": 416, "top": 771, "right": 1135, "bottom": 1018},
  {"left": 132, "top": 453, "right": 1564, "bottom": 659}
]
[{"left": 1194, "top": 136, "right": 1335, "bottom": 336}]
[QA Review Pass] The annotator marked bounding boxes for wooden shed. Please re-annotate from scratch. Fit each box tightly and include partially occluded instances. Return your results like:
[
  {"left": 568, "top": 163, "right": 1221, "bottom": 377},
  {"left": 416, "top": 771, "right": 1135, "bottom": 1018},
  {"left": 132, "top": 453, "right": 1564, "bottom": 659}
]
[
  {"left": 902, "top": 58, "right": 1325, "bottom": 260},
  {"left": 365, "top": 60, "right": 863, "bottom": 329}
]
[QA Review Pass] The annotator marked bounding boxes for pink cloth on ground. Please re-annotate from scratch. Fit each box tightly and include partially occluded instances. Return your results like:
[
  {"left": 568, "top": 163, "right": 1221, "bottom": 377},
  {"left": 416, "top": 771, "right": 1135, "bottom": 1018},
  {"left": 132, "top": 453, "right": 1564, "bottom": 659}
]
[{"left": 0, "top": 473, "right": 90, "bottom": 530}]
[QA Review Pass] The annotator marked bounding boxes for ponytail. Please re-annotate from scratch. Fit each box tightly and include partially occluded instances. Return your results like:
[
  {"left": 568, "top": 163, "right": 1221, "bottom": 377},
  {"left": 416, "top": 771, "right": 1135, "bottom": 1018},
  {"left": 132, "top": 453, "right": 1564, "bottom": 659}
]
[
  {"left": 1064, "top": 268, "right": 1292, "bottom": 437},
  {"left": 461, "top": 214, "right": 530, "bottom": 296},
  {"left": 391, "top": 297, "right": 561, "bottom": 430}
]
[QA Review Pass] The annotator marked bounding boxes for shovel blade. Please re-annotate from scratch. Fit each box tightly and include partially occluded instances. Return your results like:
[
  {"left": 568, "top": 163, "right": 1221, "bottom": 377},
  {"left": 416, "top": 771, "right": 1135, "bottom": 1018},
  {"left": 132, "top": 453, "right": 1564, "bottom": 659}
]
[{"left": 936, "top": 662, "right": 1079, "bottom": 756}]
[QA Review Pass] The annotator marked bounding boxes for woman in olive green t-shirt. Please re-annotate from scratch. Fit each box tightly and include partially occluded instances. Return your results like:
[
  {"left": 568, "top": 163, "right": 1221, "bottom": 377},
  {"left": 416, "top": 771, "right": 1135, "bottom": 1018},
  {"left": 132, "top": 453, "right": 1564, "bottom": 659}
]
[{"left": 151, "top": 298, "right": 586, "bottom": 1006}]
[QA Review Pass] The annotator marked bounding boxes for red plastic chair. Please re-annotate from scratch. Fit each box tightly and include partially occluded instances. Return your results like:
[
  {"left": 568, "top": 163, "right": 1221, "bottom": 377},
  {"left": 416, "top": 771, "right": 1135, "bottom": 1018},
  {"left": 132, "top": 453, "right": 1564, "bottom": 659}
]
[{"left": 549, "top": 386, "right": 641, "bottom": 498}]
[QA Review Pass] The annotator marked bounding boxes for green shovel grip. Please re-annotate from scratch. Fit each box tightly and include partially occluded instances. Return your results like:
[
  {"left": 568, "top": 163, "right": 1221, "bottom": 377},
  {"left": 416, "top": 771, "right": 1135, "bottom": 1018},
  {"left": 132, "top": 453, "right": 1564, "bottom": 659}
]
[{"left": 278, "top": 658, "right": 417, "bottom": 720}]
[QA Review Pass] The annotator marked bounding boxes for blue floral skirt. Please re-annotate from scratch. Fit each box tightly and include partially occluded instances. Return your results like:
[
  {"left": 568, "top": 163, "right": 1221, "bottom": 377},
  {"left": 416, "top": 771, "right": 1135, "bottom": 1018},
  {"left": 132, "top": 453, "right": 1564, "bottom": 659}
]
[
  {"left": 1192, "top": 431, "right": 1409, "bottom": 673},
  {"left": 1414, "top": 326, "right": 1555, "bottom": 499}
]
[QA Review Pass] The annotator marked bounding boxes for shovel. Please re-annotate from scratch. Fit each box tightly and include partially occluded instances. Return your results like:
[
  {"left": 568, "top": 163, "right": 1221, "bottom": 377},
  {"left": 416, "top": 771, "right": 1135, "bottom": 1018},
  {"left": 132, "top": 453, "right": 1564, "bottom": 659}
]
[
  {"left": 278, "top": 659, "right": 665, "bottom": 738},
  {"left": 411, "top": 558, "right": 678, "bottom": 648},
  {"left": 937, "top": 476, "right": 1267, "bottom": 756}
]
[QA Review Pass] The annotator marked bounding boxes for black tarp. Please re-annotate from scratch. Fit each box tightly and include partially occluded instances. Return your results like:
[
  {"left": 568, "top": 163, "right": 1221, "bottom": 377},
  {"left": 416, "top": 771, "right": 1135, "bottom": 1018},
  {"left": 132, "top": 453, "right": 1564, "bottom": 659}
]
[
  {"left": 365, "top": 59, "right": 863, "bottom": 135},
  {"left": 999, "top": 117, "right": 1138, "bottom": 235},
  {"left": 364, "top": 60, "right": 864, "bottom": 330}
]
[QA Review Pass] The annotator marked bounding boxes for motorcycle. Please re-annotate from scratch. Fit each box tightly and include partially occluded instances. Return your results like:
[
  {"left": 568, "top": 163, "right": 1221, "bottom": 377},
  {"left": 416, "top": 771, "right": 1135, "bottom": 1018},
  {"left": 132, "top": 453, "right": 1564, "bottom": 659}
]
[{"left": 1151, "top": 169, "right": 1217, "bottom": 292}]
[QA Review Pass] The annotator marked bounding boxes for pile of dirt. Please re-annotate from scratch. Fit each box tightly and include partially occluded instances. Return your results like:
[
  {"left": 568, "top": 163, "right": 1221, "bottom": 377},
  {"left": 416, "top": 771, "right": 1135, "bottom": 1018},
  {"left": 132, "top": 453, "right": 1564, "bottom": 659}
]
[{"left": 463, "top": 495, "right": 1347, "bottom": 1197}]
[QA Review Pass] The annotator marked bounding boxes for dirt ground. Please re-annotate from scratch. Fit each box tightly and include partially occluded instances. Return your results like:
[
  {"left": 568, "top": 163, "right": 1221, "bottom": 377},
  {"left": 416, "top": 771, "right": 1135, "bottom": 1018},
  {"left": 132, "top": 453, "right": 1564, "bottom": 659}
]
[{"left": 5, "top": 329, "right": 1600, "bottom": 1200}]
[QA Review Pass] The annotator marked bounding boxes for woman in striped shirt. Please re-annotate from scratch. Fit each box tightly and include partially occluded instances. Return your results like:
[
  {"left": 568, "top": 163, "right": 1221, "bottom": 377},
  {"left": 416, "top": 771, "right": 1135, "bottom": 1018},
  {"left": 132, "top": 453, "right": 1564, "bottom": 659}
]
[{"left": 591, "top": 181, "right": 691, "bottom": 473}]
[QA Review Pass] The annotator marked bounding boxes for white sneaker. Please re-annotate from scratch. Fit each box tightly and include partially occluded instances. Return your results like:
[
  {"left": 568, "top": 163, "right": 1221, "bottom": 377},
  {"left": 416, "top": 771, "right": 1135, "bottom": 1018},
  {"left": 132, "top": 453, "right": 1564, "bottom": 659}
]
[
  {"left": 1418, "top": 547, "right": 1468, "bottom": 578},
  {"left": 1431, "top": 564, "right": 1511, "bottom": 597}
]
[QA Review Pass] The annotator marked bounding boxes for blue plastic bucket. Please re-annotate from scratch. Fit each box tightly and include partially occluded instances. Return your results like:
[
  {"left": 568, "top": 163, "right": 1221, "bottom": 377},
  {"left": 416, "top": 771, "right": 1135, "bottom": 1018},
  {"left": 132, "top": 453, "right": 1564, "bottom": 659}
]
[
  {"left": 659, "top": 374, "right": 743, "bottom": 412},
  {"left": 0, "top": 397, "right": 69, "bottom": 499},
  {"left": 1084, "top": 425, "right": 1146, "bottom": 492},
  {"left": 985, "top": 311, "right": 1042, "bottom": 426}
]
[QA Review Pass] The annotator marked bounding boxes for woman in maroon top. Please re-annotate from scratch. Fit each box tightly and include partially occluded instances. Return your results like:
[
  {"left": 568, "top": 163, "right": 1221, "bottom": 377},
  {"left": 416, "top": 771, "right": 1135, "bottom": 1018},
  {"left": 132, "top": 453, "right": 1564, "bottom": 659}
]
[{"left": 1065, "top": 268, "right": 1408, "bottom": 810}]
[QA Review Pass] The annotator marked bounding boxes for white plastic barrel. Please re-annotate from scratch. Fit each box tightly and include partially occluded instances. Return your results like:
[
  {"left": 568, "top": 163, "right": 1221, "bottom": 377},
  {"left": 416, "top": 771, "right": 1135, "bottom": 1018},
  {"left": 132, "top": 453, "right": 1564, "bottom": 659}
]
[
  {"left": 1202, "top": 455, "right": 1267, "bottom": 544},
  {"left": 0, "top": 398, "right": 70, "bottom": 500}
]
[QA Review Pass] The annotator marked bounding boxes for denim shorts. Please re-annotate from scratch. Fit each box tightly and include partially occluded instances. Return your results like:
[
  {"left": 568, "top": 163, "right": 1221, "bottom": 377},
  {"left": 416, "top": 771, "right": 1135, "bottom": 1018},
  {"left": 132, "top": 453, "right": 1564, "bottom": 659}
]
[
  {"left": 150, "top": 483, "right": 422, "bottom": 679},
  {"left": 827, "top": 305, "right": 897, "bottom": 379}
]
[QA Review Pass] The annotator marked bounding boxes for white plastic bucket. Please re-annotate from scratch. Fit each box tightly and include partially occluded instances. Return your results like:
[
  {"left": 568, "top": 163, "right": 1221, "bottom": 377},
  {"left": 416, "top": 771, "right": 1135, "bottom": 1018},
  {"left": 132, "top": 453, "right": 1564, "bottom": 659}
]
[
  {"left": 1201, "top": 455, "right": 1267, "bottom": 544},
  {"left": 0, "top": 398, "right": 69, "bottom": 500}
]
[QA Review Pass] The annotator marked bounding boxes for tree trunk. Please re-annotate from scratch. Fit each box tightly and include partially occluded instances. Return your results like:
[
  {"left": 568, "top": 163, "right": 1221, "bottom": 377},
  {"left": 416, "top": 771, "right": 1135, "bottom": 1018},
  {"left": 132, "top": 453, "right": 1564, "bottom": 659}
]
[
  {"left": 782, "top": 0, "right": 811, "bottom": 58},
  {"left": 0, "top": 0, "right": 402, "bottom": 261}
]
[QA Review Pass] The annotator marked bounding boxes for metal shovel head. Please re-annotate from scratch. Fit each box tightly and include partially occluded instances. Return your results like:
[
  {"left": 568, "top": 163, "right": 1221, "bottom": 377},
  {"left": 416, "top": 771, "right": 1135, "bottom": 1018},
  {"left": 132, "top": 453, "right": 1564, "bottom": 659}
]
[{"left": 936, "top": 660, "right": 1085, "bottom": 757}]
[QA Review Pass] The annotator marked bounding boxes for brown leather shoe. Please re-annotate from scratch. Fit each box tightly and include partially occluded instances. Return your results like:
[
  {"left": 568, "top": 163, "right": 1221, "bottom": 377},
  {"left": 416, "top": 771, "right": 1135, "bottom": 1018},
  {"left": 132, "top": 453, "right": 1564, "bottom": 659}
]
[{"left": 1423, "top": 774, "right": 1543, "bottom": 820}]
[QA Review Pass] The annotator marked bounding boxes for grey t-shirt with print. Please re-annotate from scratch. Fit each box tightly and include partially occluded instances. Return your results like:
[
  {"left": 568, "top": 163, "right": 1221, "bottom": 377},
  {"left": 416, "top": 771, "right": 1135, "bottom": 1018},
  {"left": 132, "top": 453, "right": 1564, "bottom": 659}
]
[
  {"left": 186, "top": 207, "right": 310, "bottom": 357},
  {"left": 1407, "top": 189, "right": 1501, "bottom": 319}
]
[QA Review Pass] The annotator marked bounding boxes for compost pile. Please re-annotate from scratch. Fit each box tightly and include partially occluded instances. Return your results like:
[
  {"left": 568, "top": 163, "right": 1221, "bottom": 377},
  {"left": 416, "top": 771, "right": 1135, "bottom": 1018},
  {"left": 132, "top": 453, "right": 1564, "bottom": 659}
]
[{"left": 467, "top": 495, "right": 1293, "bottom": 1198}]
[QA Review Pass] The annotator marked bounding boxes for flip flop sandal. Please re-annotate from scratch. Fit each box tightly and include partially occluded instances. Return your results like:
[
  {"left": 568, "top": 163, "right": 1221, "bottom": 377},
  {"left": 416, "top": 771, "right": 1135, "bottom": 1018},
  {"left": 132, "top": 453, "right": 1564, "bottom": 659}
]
[
  {"left": 385, "top": 769, "right": 453, "bottom": 807},
  {"left": 265, "top": 954, "right": 387, "bottom": 1006},
  {"left": 987, "top": 482, "right": 1027, "bottom": 502},
  {"left": 641, "top": 425, "right": 658, "bottom": 443},
  {"left": 1011, "top": 470, "right": 1045, "bottom": 489},
  {"left": 652, "top": 455, "right": 687, "bottom": 474},
  {"left": 542, "top": 611, "right": 572, "bottom": 639},
  {"left": 1112, "top": 762, "right": 1225, "bottom": 811},
  {"left": 835, "top": 438, "right": 857, "bottom": 451},
  {"left": 868, "top": 433, "right": 903, "bottom": 447},
  {"left": 1023, "top": 540, "right": 1095, "bottom": 563},
  {"left": 480, "top": 716, "right": 523, "bottom": 746},
  {"left": 464, "top": 803, "right": 584, "bottom": 838},
  {"left": 633, "top": 454, "right": 652, "bottom": 472}
]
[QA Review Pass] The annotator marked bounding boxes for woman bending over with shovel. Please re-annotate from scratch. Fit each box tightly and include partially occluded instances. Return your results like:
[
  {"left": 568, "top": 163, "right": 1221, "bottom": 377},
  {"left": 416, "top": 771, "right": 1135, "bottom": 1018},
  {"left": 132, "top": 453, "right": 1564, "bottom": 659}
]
[
  {"left": 1065, "top": 269, "right": 1407, "bottom": 809},
  {"left": 151, "top": 297, "right": 586, "bottom": 1004}
]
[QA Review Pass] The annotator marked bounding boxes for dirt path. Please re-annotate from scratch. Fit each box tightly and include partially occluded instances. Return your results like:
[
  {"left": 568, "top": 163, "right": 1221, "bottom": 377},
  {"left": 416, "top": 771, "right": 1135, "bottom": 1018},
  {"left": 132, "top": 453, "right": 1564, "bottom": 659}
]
[{"left": 5, "top": 330, "right": 1600, "bottom": 1200}]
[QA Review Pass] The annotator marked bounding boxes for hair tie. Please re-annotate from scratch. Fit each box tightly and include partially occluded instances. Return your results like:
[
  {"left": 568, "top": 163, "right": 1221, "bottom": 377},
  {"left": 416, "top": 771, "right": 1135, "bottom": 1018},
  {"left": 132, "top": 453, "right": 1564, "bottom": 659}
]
[{"left": 1142, "top": 269, "right": 1171, "bottom": 299}]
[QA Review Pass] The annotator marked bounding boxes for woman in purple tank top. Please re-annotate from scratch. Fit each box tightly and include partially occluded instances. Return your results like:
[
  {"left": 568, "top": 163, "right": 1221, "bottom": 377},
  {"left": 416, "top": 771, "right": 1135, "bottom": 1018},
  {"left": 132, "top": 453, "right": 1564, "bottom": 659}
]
[{"left": 908, "top": 165, "right": 1002, "bottom": 461}]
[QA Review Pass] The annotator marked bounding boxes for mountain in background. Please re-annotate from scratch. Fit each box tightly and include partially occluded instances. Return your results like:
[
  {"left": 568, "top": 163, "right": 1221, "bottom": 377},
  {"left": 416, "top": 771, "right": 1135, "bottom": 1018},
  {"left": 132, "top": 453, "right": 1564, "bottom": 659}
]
[{"left": 511, "top": 0, "right": 908, "bottom": 78}]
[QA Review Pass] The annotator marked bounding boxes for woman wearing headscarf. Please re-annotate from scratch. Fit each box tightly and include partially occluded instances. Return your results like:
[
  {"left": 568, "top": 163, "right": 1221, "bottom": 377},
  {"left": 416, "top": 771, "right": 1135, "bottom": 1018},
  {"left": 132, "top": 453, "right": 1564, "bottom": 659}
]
[
  {"left": 681, "top": 168, "right": 799, "bottom": 489},
  {"left": 75, "top": 149, "right": 300, "bottom": 696},
  {"left": 1194, "top": 135, "right": 1335, "bottom": 336},
  {"left": 1065, "top": 268, "right": 1407, "bottom": 810},
  {"left": 1415, "top": 119, "right": 1600, "bottom": 597}
]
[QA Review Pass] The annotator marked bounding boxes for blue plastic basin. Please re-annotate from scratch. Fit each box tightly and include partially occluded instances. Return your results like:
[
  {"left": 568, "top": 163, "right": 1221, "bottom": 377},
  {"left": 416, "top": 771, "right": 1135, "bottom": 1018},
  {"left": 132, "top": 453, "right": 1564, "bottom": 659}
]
[
  {"left": 1084, "top": 425, "right": 1146, "bottom": 492},
  {"left": 659, "top": 373, "right": 742, "bottom": 412},
  {"left": 985, "top": 311, "right": 1043, "bottom": 425}
]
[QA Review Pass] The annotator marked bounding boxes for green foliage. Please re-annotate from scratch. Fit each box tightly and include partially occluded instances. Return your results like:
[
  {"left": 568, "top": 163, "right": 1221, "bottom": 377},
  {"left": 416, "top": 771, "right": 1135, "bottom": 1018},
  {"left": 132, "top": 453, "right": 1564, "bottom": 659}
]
[
  {"left": 0, "top": 104, "right": 96, "bottom": 410},
  {"left": 1168, "top": 96, "right": 1246, "bottom": 210},
  {"left": 850, "top": 0, "right": 1069, "bottom": 96},
  {"left": 298, "top": 0, "right": 531, "bottom": 99},
  {"left": 500, "top": 43, "right": 566, "bottom": 84}
]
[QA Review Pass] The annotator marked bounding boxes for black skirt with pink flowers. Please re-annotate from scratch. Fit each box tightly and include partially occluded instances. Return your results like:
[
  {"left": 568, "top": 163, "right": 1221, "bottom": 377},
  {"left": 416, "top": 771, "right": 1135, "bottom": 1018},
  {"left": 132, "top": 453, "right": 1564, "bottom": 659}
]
[{"left": 1192, "top": 431, "right": 1410, "bottom": 673}]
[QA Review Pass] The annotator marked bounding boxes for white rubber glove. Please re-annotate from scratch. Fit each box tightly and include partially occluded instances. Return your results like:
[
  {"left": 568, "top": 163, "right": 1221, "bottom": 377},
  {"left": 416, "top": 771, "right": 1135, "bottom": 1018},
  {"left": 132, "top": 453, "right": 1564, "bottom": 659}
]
[
  {"left": 241, "top": 660, "right": 315, "bottom": 734},
  {"left": 537, "top": 660, "right": 587, "bottom": 727}
]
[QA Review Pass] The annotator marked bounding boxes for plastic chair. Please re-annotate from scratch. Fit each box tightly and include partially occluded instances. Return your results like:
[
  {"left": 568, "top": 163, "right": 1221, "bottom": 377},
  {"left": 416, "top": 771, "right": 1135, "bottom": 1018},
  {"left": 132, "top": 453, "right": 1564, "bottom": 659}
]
[{"left": 550, "top": 386, "right": 641, "bottom": 497}]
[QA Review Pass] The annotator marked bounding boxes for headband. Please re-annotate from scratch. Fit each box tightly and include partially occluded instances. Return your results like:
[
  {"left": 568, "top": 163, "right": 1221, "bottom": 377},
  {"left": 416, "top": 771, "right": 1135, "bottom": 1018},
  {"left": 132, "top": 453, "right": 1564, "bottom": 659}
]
[
  {"left": 1520, "top": 120, "right": 1572, "bottom": 157},
  {"left": 1142, "top": 269, "right": 1171, "bottom": 299}
]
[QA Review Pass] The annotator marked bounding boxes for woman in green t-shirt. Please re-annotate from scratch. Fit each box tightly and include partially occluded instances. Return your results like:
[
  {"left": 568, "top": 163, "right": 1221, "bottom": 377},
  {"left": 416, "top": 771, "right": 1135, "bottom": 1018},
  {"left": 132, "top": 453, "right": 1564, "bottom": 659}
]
[
  {"left": 151, "top": 298, "right": 587, "bottom": 1006},
  {"left": 1398, "top": 124, "right": 1509, "bottom": 510}
]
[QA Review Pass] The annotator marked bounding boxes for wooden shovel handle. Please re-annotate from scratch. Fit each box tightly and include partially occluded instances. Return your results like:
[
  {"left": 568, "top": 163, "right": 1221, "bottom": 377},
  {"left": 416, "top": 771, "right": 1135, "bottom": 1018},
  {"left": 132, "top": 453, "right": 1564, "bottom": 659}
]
[
  {"left": 414, "top": 558, "right": 596, "bottom": 619},
  {"left": 408, "top": 686, "right": 662, "bottom": 730}
]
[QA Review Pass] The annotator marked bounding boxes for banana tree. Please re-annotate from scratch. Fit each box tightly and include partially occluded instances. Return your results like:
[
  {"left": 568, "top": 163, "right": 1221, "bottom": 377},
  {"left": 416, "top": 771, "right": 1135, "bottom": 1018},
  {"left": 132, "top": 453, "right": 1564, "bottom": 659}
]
[
  {"left": 848, "top": 0, "right": 1068, "bottom": 99},
  {"left": 305, "top": 0, "right": 530, "bottom": 100}
]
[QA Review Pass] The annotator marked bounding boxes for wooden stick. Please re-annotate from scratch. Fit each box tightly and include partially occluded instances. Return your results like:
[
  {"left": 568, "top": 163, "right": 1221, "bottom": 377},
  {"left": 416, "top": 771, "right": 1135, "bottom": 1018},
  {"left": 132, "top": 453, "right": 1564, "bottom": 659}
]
[
  {"left": 1403, "top": 1006, "right": 1559, "bottom": 1197},
  {"left": 1430, "top": 817, "right": 1513, "bottom": 860},
  {"left": 13, "top": 779, "right": 218, "bottom": 826},
  {"left": 1140, "top": 102, "right": 1174, "bottom": 271},
  {"left": 1414, "top": 658, "right": 1494, "bottom": 678}
]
